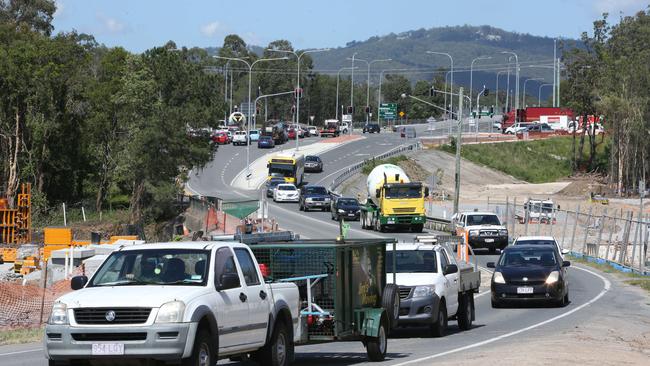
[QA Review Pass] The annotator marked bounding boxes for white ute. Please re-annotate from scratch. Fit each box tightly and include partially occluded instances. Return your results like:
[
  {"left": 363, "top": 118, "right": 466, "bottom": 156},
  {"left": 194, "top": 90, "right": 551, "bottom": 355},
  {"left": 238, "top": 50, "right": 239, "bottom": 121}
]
[
  {"left": 44, "top": 242, "right": 300, "bottom": 366},
  {"left": 386, "top": 237, "right": 480, "bottom": 337}
]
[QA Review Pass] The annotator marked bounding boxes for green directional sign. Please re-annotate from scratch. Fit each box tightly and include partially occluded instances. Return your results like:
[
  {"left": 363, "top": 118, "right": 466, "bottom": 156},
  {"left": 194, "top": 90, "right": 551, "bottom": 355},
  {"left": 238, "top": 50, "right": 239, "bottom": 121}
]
[{"left": 379, "top": 103, "right": 397, "bottom": 120}]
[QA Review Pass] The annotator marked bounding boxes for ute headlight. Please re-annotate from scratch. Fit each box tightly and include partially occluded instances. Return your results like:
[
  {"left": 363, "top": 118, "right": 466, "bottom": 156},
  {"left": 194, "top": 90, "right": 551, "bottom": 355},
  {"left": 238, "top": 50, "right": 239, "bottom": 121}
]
[
  {"left": 305, "top": 198, "right": 313, "bottom": 202},
  {"left": 412, "top": 285, "right": 436, "bottom": 298},
  {"left": 493, "top": 272, "right": 506, "bottom": 284},
  {"left": 338, "top": 209, "right": 346, "bottom": 214},
  {"left": 499, "top": 229, "right": 508, "bottom": 236},
  {"left": 49, "top": 302, "right": 68, "bottom": 325},
  {"left": 545, "top": 271, "right": 560, "bottom": 285},
  {"left": 469, "top": 230, "right": 480, "bottom": 237},
  {"left": 156, "top": 301, "right": 185, "bottom": 323}
]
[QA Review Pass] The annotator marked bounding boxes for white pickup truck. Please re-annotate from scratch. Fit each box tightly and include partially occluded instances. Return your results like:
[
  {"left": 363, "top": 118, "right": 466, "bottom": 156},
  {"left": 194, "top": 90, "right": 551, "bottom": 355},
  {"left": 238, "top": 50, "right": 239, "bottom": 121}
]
[
  {"left": 386, "top": 240, "right": 480, "bottom": 337},
  {"left": 232, "top": 131, "right": 249, "bottom": 145},
  {"left": 44, "top": 242, "right": 300, "bottom": 366}
]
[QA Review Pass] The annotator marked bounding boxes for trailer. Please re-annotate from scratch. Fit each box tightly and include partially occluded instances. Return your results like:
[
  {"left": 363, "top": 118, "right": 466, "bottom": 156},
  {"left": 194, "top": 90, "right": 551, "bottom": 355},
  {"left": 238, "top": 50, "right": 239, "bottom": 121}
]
[{"left": 249, "top": 238, "right": 400, "bottom": 361}]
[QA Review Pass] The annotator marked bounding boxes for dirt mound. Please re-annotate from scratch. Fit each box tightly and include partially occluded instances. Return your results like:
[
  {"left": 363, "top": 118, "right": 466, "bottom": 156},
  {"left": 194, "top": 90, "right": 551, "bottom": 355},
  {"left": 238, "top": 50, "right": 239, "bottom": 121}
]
[{"left": 557, "top": 175, "right": 608, "bottom": 198}]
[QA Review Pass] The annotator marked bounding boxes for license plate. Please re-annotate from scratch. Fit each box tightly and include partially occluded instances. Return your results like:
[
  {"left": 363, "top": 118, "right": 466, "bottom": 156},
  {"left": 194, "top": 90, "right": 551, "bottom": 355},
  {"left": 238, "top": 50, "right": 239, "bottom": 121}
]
[
  {"left": 92, "top": 343, "right": 124, "bottom": 356},
  {"left": 484, "top": 238, "right": 494, "bottom": 243},
  {"left": 517, "top": 287, "right": 533, "bottom": 294},
  {"left": 348, "top": 214, "right": 356, "bottom": 217}
]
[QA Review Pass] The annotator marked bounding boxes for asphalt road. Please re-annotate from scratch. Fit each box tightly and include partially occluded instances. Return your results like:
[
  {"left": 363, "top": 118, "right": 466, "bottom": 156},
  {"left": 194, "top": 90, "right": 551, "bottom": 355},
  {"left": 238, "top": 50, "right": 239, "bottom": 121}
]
[{"left": 0, "top": 118, "right": 617, "bottom": 365}]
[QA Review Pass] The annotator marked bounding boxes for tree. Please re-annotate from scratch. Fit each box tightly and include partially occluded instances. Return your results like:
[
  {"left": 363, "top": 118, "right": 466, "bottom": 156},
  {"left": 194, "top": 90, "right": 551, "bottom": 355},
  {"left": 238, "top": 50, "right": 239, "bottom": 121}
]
[{"left": 0, "top": 0, "right": 56, "bottom": 35}]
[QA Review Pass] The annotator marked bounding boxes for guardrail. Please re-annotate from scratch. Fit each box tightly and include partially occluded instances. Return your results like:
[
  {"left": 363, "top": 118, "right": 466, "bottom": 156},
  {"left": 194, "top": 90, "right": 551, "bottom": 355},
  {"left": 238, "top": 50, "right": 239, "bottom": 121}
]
[
  {"left": 329, "top": 141, "right": 422, "bottom": 192},
  {"left": 426, "top": 216, "right": 452, "bottom": 233}
]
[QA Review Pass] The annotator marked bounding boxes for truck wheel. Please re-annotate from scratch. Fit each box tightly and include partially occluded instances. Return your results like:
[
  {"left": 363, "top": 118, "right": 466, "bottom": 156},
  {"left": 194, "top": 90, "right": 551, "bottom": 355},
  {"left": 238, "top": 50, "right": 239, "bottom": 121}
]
[
  {"left": 381, "top": 284, "right": 400, "bottom": 330},
  {"left": 457, "top": 293, "right": 474, "bottom": 331},
  {"left": 182, "top": 328, "right": 215, "bottom": 366},
  {"left": 411, "top": 224, "right": 424, "bottom": 233},
  {"left": 257, "top": 322, "right": 291, "bottom": 366},
  {"left": 430, "top": 301, "right": 447, "bottom": 337},
  {"left": 366, "top": 319, "right": 388, "bottom": 362}
]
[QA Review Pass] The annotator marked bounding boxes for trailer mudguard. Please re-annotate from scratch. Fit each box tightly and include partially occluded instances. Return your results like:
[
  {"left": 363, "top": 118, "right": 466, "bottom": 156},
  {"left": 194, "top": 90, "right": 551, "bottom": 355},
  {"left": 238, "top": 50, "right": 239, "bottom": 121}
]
[{"left": 355, "top": 308, "right": 386, "bottom": 338}]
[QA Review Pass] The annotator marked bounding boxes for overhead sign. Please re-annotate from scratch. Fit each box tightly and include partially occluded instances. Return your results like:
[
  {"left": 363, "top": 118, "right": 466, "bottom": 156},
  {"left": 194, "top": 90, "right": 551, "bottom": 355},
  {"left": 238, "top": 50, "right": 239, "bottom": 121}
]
[
  {"left": 229, "top": 112, "right": 246, "bottom": 124},
  {"left": 379, "top": 103, "right": 397, "bottom": 120}
]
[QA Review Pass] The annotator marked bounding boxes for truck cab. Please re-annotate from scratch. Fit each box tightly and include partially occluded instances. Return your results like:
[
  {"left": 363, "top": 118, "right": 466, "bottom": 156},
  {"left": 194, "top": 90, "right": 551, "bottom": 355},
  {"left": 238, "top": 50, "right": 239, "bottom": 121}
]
[
  {"left": 45, "top": 242, "right": 300, "bottom": 366},
  {"left": 386, "top": 239, "right": 479, "bottom": 337}
]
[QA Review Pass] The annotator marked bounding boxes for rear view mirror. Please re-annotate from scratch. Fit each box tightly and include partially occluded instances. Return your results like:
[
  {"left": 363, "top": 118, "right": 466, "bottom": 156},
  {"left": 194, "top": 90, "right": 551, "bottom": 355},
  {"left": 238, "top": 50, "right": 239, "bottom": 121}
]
[
  {"left": 486, "top": 262, "right": 495, "bottom": 268},
  {"left": 443, "top": 264, "right": 458, "bottom": 275},
  {"left": 562, "top": 261, "right": 571, "bottom": 267},
  {"left": 561, "top": 249, "right": 570, "bottom": 255},
  {"left": 424, "top": 187, "right": 430, "bottom": 197},
  {"left": 375, "top": 189, "right": 381, "bottom": 198}
]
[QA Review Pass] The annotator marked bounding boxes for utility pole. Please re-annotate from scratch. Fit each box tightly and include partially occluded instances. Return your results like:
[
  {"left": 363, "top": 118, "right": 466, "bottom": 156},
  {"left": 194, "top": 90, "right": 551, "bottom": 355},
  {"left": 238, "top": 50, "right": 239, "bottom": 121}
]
[
  {"left": 553, "top": 39, "right": 557, "bottom": 107},
  {"left": 454, "top": 87, "right": 464, "bottom": 215}
]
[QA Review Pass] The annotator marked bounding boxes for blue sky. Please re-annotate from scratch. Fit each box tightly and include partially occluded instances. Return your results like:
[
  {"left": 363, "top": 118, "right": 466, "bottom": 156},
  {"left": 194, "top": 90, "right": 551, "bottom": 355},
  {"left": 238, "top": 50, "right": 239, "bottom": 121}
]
[{"left": 52, "top": 0, "right": 649, "bottom": 52}]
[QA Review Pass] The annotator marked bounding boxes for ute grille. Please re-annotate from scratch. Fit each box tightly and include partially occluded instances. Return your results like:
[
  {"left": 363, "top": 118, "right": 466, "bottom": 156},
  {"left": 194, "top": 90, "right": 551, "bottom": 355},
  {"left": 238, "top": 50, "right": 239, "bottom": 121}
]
[
  {"left": 398, "top": 287, "right": 413, "bottom": 300},
  {"left": 74, "top": 308, "right": 151, "bottom": 325}
]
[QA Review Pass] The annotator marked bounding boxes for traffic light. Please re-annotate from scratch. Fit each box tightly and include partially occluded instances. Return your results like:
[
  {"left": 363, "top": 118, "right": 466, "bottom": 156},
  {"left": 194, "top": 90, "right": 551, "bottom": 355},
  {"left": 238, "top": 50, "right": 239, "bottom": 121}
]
[
  {"left": 483, "top": 88, "right": 489, "bottom": 96},
  {"left": 489, "top": 106, "right": 494, "bottom": 114},
  {"left": 365, "top": 106, "right": 372, "bottom": 114},
  {"left": 294, "top": 88, "right": 303, "bottom": 99},
  {"left": 347, "top": 106, "right": 353, "bottom": 114},
  {"left": 429, "top": 87, "right": 435, "bottom": 97}
]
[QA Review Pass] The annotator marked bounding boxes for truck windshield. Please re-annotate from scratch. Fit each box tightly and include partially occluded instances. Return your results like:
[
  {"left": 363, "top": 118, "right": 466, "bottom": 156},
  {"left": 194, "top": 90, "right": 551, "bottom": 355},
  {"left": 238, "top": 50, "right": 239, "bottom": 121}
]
[
  {"left": 466, "top": 215, "right": 500, "bottom": 226},
  {"left": 385, "top": 186, "right": 421, "bottom": 199},
  {"left": 89, "top": 249, "right": 210, "bottom": 287},
  {"left": 385, "top": 250, "right": 437, "bottom": 273},
  {"left": 269, "top": 163, "right": 295, "bottom": 177}
]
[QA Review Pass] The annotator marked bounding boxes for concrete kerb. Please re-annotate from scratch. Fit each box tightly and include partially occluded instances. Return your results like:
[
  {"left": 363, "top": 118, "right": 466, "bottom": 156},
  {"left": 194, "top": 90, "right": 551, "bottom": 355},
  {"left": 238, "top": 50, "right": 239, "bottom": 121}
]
[{"left": 230, "top": 136, "right": 365, "bottom": 190}]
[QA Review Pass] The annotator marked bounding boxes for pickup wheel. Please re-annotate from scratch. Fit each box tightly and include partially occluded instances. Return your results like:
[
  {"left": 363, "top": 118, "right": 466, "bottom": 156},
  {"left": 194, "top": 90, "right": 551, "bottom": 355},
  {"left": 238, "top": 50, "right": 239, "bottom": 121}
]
[
  {"left": 457, "top": 293, "right": 474, "bottom": 330},
  {"left": 366, "top": 318, "right": 388, "bottom": 361},
  {"left": 182, "top": 328, "right": 215, "bottom": 366},
  {"left": 382, "top": 284, "right": 400, "bottom": 330},
  {"left": 430, "top": 301, "right": 447, "bottom": 337},
  {"left": 256, "top": 321, "right": 291, "bottom": 366}
]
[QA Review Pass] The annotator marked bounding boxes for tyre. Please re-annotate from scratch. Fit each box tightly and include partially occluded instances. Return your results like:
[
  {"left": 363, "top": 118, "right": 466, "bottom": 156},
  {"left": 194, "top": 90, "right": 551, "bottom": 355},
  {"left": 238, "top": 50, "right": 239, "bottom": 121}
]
[
  {"left": 557, "top": 292, "right": 569, "bottom": 307},
  {"left": 430, "top": 301, "right": 447, "bottom": 337},
  {"left": 381, "top": 284, "right": 400, "bottom": 330},
  {"left": 491, "top": 299, "right": 502, "bottom": 308},
  {"left": 366, "top": 318, "right": 388, "bottom": 362},
  {"left": 457, "top": 293, "right": 474, "bottom": 331},
  {"left": 299, "top": 203, "right": 304, "bottom": 211},
  {"left": 256, "top": 321, "right": 291, "bottom": 366},
  {"left": 411, "top": 224, "right": 424, "bottom": 233},
  {"left": 181, "top": 328, "right": 215, "bottom": 366}
]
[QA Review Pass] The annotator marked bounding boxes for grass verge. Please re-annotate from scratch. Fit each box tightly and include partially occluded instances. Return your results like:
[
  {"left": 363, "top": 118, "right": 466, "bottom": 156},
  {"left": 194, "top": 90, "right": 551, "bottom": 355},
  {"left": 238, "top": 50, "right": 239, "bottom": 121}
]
[
  {"left": 0, "top": 327, "right": 43, "bottom": 346},
  {"left": 439, "top": 136, "right": 609, "bottom": 183},
  {"left": 570, "top": 256, "right": 650, "bottom": 294},
  {"left": 361, "top": 155, "right": 409, "bottom": 175}
]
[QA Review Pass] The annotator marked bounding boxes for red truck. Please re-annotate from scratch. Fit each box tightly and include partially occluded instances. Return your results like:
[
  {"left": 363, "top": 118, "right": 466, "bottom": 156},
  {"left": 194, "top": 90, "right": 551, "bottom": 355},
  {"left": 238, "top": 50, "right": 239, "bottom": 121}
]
[
  {"left": 502, "top": 107, "right": 574, "bottom": 131},
  {"left": 320, "top": 119, "right": 340, "bottom": 138}
]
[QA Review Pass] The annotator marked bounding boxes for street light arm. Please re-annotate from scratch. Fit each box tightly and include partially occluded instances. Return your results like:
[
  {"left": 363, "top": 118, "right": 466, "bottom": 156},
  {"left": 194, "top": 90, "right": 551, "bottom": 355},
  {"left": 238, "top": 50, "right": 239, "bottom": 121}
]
[
  {"left": 255, "top": 90, "right": 296, "bottom": 105},
  {"left": 402, "top": 94, "right": 454, "bottom": 115}
]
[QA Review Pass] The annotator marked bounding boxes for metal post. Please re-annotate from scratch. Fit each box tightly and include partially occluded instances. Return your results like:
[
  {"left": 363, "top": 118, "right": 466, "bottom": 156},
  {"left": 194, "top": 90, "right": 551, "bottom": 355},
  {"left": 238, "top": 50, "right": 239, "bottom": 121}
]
[
  {"left": 536, "top": 201, "right": 542, "bottom": 236},
  {"left": 350, "top": 52, "right": 357, "bottom": 127},
  {"left": 605, "top": 211, "right": 618, "bottom": 261},
  {"left": 581, "top": 206, "right": 593, "bottom": 255},
  {"left": 560, "top": 206, "right": 570, "bottom": 249},
  {"left": 631, "top": 216, "right": 640, "bottom": 268},
  {"left": 512, "top": 197, "right": 517, "bottom": 236},
  {"left": 595, "top": 208, "right": 608, "bottom": 259},
  {"left": 505, "top": 61, "right": 511, "bottom": 113},
  {"left": 453, "top": 87, "right": 464, "bottom": 215},
  {"left": 556, "top": 58, "right": 561, "bottom": 107},
  {"left": 63, "top": 203, "right": 67, "bottom": 226},
  {"left": 641, "top": 214, "right": 647, "bottom": 274},
  {"left": 524, "top": 197, "right": 530, "bottom": 235},
  {"left": 619, "top": 212, "right": 632, "bottom": 264},
  {"left": 505, "top": 196, "right": 510, "bottom": 233},
  {"left": 553, "top": 39, "right": 557, "bottom": 107},
  {"left": 569, "top": 205, "right": 581, "bottom": 252}
]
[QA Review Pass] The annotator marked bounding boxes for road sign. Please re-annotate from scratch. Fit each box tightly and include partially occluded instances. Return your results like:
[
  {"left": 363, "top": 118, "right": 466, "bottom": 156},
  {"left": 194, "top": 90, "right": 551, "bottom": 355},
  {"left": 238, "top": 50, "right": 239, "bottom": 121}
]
[
  {"left": 229, "top": 111, "right": 246, "bottom": 124},
  {"left": 426, "top": 117, "right": 437, "bottom": 123},
  {"left": 399, "top": 111, "right": 405, "bottom": 118},
  {"left": 240, "top": 102, "right": 255, "bottom": 117},
  {"left": 342, "top": 114, "right": 352, "bottom": 122},
  {"left": 309, "top": 115, "right": 315, "bottom": 122},
  {"left": 379, "top": 103, "right": 397, "bottom": 120}
]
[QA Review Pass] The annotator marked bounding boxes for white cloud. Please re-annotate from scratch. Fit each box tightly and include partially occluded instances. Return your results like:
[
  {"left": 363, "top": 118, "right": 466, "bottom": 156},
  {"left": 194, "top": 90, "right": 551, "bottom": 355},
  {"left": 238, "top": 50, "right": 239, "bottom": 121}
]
[
  {"left": 594, "top": 0, "right": 648, "bottom": 14},
  {"left": 53, "top": 0, "right": 64, "bottom": 18},
  {"left": 200, "top": 21, "right": 222, "bottom": 37},
  {"left": 96, "top": 14, "right": 127, "bottom": 33}
]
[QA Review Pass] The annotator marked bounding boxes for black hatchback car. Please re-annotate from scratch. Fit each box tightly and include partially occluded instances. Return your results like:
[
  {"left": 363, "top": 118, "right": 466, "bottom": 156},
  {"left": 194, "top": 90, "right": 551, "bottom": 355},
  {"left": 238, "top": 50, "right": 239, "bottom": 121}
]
[
  {"left": 363, "top": 123, "right": 381, "bottom": 133},
  {"left": 330, "top": 197, "right": 361, "bottom": 221},
  {"left": 488, "top": 245, "right": 570, "bottom": 308}
]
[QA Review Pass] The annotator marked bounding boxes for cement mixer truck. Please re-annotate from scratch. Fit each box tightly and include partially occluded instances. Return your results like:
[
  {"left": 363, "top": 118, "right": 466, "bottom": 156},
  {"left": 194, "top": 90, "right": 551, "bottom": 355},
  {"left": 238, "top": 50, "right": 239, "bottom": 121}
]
[{"left": 360, "top": 164, "right": 428, "bottom": 232}]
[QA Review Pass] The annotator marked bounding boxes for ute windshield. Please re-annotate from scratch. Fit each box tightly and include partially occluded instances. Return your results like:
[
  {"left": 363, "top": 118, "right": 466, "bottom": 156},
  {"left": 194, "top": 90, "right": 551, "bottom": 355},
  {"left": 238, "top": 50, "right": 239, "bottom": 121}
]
[
  {"left": 466, "top": 214, "right": 501, "bottom": 226},
  {"left": 386, "top": 250, "right": 437, "bottom": 273},
  {"left": 89, "top": 249, "right": 210, "bottom": 287}
]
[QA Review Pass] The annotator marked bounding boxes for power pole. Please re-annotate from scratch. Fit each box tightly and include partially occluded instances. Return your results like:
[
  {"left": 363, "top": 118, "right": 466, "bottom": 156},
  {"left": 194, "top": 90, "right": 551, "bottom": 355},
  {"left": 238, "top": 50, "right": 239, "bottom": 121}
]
[{"left": 454, "top": 87, "right": 464, "bottom": 215}]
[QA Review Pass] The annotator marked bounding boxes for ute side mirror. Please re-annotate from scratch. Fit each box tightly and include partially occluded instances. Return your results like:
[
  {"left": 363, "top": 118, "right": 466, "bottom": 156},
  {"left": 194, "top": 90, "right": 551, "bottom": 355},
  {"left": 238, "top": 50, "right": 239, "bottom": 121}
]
[
  {"left": 443, "top": 264, "right": 458, "bottom": 275},
  {"left": 375, "top": 189, "right": 381, "bottom": 199},
  {"left": 71, "top": 275, "right": 88, "bottom": 290},
  {"left": 562, "top": 261, "right": 571, "bottom": 267},
  {"left": 216, "top": 273, "right": 240, "bottom": 291},
  {"left": 424, "top": 187, "right": 430, "bottom": 197},
  {"left": 266, "top": 163, "right": 270, "bottom": 168},
  {"left": 486, "top": 262, "right": 495, "bottom": 268},
  {"left": 561, "top": 249, "right": 570, "bottom": 255}
]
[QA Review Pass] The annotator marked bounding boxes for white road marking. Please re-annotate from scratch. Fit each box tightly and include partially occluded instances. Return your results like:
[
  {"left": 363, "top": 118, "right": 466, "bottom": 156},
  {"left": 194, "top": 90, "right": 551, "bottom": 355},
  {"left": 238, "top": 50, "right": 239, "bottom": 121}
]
[
  {"left": 0, "top": 348, "right": 42, "bottom": 356},
  {"left": 391, "top": 265, "right": 611, "bottom": 366}
]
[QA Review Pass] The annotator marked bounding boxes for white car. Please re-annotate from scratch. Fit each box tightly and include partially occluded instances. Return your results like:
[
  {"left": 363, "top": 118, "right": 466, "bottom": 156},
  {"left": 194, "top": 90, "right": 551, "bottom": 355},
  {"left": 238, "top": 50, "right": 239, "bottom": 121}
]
[
  {"left": 273, "top": 183, "right": 299, "bottom": 202},
  {"left": 232, "top": 131, "right": 249, "bottom": 145},
  {"left": 504, "top": 122, "right": 531, "bottom": 134},
  {"left": 512, "top": 235, "right": 570, "bottom": 259},
  {"left": 307, "top": 126, "right": 319, "bottom": 136},
  {"left": 44, "top": 242, "right": 299, "bottom": 366}
]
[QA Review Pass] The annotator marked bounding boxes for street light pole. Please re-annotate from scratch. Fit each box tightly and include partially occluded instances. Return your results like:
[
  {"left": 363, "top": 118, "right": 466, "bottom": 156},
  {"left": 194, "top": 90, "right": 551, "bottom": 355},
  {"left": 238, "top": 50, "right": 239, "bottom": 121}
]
[
  {"left": 347, "top": 57, "right": 392, "bottom": 125},
  {"left": 455, "top": 87, "right": 464, "bottom": 215},
  {"left": 336, "top": 66, "right": 357, "bottom": 120},
  {"left": 427, "top": 51, "right": 454, "bottom": 120},
  {"left": 501, "top": 51, "right": 519, "bottom": 120},
  {"left": 495, "top": 70, "right": 508, "bottom": 114},
  {"left": 538, "top": 83, "right": 553, "bottom": 106},
  {"left": 213, "top": 55, "right": 288, "bottom": 184},
  {"left": 470, "top": 56, "right": 491, "bottom": 115},
  {"left": 377, "top": 68, "right": 412, "bottom": 126},
  {"left": 350, "top": 52, "right": 357, "bottom": 133},
  {"left": 523, "top": 78, "right": 544, "bottom": 108}
]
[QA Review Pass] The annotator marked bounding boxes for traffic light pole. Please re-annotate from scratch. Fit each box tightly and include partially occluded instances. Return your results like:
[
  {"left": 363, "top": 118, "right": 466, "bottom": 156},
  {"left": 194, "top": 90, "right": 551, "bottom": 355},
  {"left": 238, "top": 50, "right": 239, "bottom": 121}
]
[{"left": 454, "top": 88, "right": 464, "bottom": 216}]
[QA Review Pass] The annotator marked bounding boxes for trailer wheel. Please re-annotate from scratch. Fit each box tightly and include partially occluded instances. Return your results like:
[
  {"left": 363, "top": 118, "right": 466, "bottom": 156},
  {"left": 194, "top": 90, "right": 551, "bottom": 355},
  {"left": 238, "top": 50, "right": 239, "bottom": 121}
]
[
  {"left": 457, "top": 293, "right": 474, "bottom": 330},
  {"left": 366, "top": 318, "right": 388, "bottom": 362},
  {"left": 382, "top": 284, "right": 400, "bottom": 330}
]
